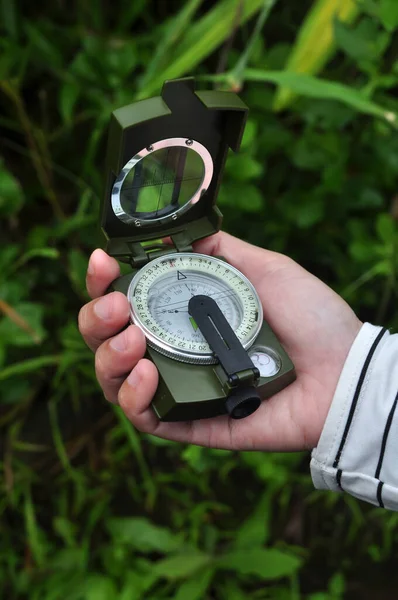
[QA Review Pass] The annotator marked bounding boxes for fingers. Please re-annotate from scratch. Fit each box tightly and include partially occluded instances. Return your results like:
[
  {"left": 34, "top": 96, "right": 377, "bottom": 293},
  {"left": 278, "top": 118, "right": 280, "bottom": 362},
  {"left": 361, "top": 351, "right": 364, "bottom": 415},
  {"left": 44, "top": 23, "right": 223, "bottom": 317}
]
[
  {"left": 117, "top": 359, "right": 196, "bottom": 442},
  {"left": 95, "top": 325, "right": 146, "bottom": 403},
  {"left": 78, "top": 291, "right": 130, "bottom": 352},
  {"left": 86, "top": 248, "right": 121, "bottom": 299},
  {"left": 118, "top": 359, "right": 160, "bottom": 431},
  {"left": 117, "top": 359, "right": 240, "bottom": 450},
  {"left": 193, "top": 231, "right": 290, "bottom": 285},
  {"left": 194, "top": 230, "right": 281, "bottom": 264}
]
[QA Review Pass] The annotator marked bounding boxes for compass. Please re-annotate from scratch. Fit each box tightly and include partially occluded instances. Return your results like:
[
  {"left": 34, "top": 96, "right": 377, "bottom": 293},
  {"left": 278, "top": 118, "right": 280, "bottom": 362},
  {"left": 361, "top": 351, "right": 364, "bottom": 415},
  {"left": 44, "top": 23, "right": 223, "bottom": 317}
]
[{"left": 101, "top": 77, "right": 296, "bottom": 421}]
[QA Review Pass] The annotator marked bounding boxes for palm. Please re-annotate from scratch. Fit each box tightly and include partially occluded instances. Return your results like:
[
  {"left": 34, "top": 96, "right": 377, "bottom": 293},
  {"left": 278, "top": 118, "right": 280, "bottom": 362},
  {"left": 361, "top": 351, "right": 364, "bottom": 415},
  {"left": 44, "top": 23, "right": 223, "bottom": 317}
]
[
  {"left": 80, "top": 232, "right": 362, "bottom": 453},
  {"left": 163, "top": 233, "right": 362, "bottom": 452}
]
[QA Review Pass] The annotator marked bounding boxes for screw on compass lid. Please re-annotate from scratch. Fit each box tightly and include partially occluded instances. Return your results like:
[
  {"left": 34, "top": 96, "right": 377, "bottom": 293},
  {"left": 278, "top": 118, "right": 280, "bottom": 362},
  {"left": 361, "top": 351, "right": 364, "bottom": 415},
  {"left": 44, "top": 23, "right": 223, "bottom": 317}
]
[{"left": 225, "top": 387, "right": 261, "bottom": 420}]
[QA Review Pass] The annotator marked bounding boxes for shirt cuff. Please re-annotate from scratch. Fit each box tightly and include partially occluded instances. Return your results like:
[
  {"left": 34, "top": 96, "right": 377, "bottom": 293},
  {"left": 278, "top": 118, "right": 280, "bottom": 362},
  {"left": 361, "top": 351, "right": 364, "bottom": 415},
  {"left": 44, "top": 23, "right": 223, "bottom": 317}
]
[{"left": 310, "top": 322, "right": 388, "bottom": 494}]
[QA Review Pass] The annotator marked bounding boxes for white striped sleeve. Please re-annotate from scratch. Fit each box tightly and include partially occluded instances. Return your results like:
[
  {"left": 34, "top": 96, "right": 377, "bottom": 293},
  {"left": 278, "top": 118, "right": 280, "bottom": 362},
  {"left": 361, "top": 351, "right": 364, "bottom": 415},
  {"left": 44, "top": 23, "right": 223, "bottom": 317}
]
[{"left": 310, "top": 322, "right": 398, "bottom": 510}]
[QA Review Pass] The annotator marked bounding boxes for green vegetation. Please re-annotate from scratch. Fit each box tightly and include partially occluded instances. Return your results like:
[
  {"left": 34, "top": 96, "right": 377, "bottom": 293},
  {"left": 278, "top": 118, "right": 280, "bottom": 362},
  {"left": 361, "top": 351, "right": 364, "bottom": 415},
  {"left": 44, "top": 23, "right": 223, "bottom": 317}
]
[{"left": 1, "top": 0, "right": 398, "bottom": 597}]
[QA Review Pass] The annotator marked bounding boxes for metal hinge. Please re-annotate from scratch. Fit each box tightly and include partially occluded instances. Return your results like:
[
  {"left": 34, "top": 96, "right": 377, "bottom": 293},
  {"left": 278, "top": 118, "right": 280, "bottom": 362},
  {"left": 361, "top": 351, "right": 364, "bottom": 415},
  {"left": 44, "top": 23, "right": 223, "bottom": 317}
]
[{"left": 128, "top": 231, "right": 193, "bottom": 268}]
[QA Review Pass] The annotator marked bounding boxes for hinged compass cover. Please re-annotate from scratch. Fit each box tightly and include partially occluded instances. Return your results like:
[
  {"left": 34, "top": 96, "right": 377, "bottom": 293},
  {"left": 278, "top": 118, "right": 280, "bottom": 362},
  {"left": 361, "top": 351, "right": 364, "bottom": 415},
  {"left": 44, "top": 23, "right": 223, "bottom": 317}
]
[{"left": 101, "top": 77, "right": 248, "bottom": 262}]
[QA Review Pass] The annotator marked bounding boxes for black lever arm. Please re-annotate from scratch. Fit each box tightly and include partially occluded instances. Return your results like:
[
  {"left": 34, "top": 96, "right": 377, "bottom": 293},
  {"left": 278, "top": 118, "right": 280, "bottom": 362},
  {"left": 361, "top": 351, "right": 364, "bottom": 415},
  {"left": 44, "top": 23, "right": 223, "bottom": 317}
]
[
  {"left": 188, "top": 295, "right": 261, "bottom": 420},
  {"left": 188, "top": 295, "right": 259, "bottom": 383}
]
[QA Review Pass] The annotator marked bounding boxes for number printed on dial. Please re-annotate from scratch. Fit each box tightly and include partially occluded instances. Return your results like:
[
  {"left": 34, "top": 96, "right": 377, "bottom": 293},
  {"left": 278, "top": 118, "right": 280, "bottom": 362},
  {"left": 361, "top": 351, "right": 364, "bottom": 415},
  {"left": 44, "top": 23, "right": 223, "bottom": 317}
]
[{"left": 127, "top": 253, "right": 263, "bottom": 364}]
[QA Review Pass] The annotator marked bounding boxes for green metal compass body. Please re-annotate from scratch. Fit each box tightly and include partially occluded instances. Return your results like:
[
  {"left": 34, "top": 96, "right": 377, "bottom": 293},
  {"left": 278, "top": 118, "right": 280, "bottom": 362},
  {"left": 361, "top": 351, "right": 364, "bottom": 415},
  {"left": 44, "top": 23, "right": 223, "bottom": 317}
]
[{"left": 101, "top": 77, "right": 296, "bottom": 421}]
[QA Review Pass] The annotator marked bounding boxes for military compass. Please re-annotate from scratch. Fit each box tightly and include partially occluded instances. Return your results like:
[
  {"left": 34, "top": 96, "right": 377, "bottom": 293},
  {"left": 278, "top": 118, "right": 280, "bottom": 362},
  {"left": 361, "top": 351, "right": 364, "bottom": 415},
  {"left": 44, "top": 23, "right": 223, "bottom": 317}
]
[{"left": 101, "top": 77, "right": 296, "bottom": 421}]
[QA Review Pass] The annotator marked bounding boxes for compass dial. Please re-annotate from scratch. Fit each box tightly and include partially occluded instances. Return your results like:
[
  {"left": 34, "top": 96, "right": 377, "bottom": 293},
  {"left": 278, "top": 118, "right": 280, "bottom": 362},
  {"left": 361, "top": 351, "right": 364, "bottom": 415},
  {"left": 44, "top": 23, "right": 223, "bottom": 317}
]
[{"left": 127, "top": 253, "right": 263, "bottom": 364}]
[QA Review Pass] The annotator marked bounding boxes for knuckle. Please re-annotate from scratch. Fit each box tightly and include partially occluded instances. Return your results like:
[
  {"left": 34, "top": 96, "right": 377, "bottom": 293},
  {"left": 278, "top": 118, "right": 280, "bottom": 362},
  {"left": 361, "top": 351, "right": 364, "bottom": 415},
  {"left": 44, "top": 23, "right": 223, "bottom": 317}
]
[
  {"left": 77, "top": 304, "right": 89, "bottom": 334},
  {"left": 103, "top": 389, "right": 118, "bottom": 405},
  {"left": 117, "top": 384, "right": 135, "bottom": 417},
  {"left": 94, "top": 348, "right": 111, "bottom": 383}
]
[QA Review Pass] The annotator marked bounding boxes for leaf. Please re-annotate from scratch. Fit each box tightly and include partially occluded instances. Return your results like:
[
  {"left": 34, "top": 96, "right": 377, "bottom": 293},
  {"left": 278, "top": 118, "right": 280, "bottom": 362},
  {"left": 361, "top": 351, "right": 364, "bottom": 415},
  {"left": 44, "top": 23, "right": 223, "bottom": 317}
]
[
  {"left": 219, "top": 183, "right": 264, "bottom": 213},
  {"left": 0, "top": 159, "right": 24, "bottom": 215},
  {"left": 68, "top": 248, "right": 89, "bottom": 296},
  {"left": 24, "top": 488, "right": 47, "bottom": 567},
  {"left": 218, "top": 581, "right": 249, "bottom": 600},
  {"left": 139, "top": 0, "right": 203, "bottom": 89},
  {"left": 358, "top": 188, "right": 384, "bottom": 209},
  {"left": 334, "top": 16, "right": 391, "bottom": 67},
  {"left": 0, "top": 355, "right": 59, "bottom": 381},
  {"left": 380, "top": 0, "right": 398, "bottom": 32},
  {"left": 53, "top": 517, "right": 76, "bottom": 547},
  {"left": 241, "top": 119, "right": 258, "bottom": 150},
  {"left": 234, "top": 491, "right": 271, "bottom": 549},
  {"left": 1, "top": 0, "right": 18, "bottom": 38},
  {"left": 0, "top": 244, "right": 18, "bottom": 276},
  {"left": 84, "top": 575, "right": 118, "bottom": 600},
  {"left": 24, "top": 22, "right": 63, "bottom": 69},
  {"left": 334, "top": 18, "right": 375, "bottom": 63},
  {"left": 350, "top": 240, "right": 379, "bottom": 263},
  {"left": 49, "top": 548, "right": 87, "bottom": 572},
  {"left": 119, "top": 571, "right": 158, "bottom": 600},
  {"left": 226, "top": 155, "right": 264, "bottom": 181},
  {"left": 173, "top": 568, "right": 214, "bottom": 600},
  {"left": 106, "top": 517, "right": 182, "bottom": 553},
  {"left": 0, "top": 302, "right": 46, "bottom": 346},
  {"left": 13, "top": 247, "right": 59, "bottom": 271},
  {"left": 273, "top": 0, "right": 361, "bottom": 110},
  {"left": 59, "top": 80, "right": 80, "bottom": 123},
  {"left": 328, "top": 571, "right": 346, "bottom": 597},
  {"left": 243, "top": 69, "right": 397, "bottom": 124},
  {"left": 137, "top": 0, "right": 264, "bottom": 98},
  {"left": 218, "top": 548, "right": 302, "bottom": 580},
  {"left": 376, "top": 213, "right": 396, "bottom": 244},
  {"left": 153, "top": 551, "right": 211, "bottom": 579}
]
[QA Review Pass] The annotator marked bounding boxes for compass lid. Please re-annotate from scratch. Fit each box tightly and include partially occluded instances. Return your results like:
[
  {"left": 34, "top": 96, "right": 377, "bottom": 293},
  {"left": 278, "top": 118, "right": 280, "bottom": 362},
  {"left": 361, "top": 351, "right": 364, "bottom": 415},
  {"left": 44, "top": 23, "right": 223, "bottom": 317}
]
[{"left": 101, "top": 77, "right": 248, "bottom": 264}]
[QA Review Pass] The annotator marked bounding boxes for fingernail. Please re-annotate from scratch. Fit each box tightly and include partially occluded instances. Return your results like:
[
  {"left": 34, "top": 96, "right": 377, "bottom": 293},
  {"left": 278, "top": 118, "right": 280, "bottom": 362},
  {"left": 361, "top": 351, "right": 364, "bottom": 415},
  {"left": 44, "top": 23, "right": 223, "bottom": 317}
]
[
  {"left": 94, "top": 296, "right": 112, "bottom": 320},
  {"left": 127, "top": 366, "right": 141, "bottom": 388},
  {"left": 110, "top": 329, "right": 127, "bottom": 352}
]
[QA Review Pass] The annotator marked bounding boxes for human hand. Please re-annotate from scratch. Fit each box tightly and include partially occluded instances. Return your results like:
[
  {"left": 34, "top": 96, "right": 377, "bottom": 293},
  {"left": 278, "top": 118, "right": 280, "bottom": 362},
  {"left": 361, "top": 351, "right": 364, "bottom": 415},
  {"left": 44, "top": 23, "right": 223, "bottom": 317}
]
[{"left": 78, "top": 232, "right": 362, "bottom": 452}]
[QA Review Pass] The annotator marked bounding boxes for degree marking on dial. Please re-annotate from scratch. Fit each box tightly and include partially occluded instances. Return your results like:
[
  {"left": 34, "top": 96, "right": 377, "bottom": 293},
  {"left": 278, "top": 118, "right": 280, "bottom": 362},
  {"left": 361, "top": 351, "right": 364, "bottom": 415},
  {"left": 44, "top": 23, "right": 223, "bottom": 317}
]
[
  {"left": 129, "top": 253, "right": 262, "bottom": 357},
  {"left": 153, "top": 289, "right": 239, "bottom": 312}
]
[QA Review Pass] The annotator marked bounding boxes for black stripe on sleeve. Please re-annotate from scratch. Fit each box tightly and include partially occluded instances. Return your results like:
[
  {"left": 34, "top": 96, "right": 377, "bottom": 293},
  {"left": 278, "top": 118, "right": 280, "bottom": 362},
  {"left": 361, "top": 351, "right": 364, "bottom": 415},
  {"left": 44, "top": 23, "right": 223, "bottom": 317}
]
[
  {"left": 333, "top": 328, "right": 387, "bottom": 469},
  {"left": 336, "top": 469, "right": 343, "bottom": 490},
  {"left": 374, "top": 389, "right": 398, "bottom": 480},
  {"left": 377, "top": 481, "right": 384, "bottom": 508}
]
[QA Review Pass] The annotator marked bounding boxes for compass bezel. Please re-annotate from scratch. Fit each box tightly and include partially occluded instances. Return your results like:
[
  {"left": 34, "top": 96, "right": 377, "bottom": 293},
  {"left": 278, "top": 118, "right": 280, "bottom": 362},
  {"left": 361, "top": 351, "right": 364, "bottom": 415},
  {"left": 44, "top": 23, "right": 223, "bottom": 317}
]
[{"left": 127, "top": 252, "right": 263, "bottom": 365}]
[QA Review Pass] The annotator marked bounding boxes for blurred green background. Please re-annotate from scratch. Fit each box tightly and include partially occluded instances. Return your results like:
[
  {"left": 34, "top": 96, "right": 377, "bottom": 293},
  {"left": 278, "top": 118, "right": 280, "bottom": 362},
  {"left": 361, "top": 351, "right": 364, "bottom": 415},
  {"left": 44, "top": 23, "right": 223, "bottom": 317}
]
[{"left": 1, "top": 0, "right": 398, "bottom": 598}]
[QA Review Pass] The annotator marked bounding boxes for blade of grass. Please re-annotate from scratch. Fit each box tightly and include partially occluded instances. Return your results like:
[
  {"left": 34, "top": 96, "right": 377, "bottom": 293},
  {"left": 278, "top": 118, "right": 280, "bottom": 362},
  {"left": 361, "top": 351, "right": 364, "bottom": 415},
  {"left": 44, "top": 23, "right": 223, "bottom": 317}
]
[
  {"left": 114, "top": 407, "right": 156, "bottom": 510},
  {"left": 48, "top": 398, "right": 80, "bottom": 479},
  {"left": 273, "top": 0, "right": 361, "bottom": 111},
  {"left": 137, "top": 0, "right": 265, "bottom": 99},
  {"left": 205, "top": 69, "right": 398, "bottom": 124},
  {"left": 231, "top": 0, "right": 278, "bottom": 83},
  {"left": 1, "top": 0, "right": 18, "bottom": 39},
  {"left": 0, "top": 80, "right": 65, "bottom": 220},
  {"left": 11, "top": 248, "right": 59, "bottom": 273},
  {"left": 139, "top": 0, "right": 204, "bottom": 90},
  {"left": 0, "top": 355, "right": 60, "bottom": 380},
  {"left": 24, "top": 487, "right": 46, "bottom": 567},
  {"left": 0, "top": 299, "right": 42, "bottom": 343},
  {"left": 342, "top": 262, "right": 389, "bottom": 298}
]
